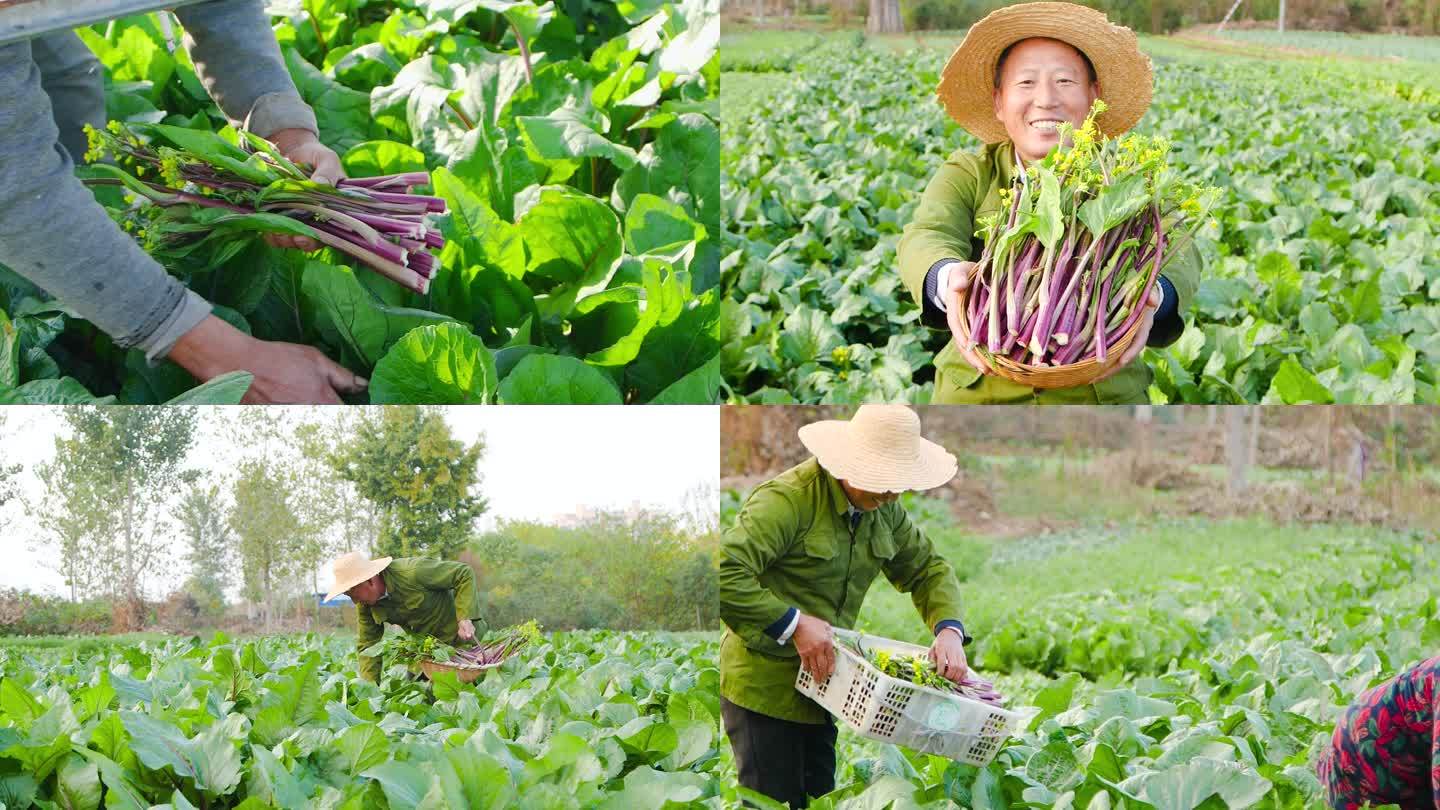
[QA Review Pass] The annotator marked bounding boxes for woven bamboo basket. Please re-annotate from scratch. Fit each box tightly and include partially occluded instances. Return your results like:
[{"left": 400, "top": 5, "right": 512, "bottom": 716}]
[
  {"left": 418, "top": 659, "right": 500, "bottom": 684},
  {"left": 950, "top": 288, "right": 1143, "bottom": 390}
]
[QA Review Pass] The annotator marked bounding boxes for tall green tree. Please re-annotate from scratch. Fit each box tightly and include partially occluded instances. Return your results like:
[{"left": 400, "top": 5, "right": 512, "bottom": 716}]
[
  {"left": 333, "top": 406, "right": 486, "bottom": 559},
  {"left": 32, "top": 444, "right": 105, "bottom": 602},
  {"left": 174, "top": 481, "right": 232, "bottom": 615},
  {"left": 229, "top": 459, "right": 301, "bottom": 630},
  {"left": 0, "top": 413, "right": 20, "bottom": 508},
  {"left": 46, "top": 408, "right": 196, "bottom": 611}
]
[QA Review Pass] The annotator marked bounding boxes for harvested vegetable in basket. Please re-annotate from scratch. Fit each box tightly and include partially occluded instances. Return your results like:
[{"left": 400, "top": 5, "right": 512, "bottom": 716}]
[
  {"left": 866, "top": 648, "right": 1006, "bottom": 707},
  {"left": 81, "top": 121, "right": 445, "bottom": 294},
  {"left": 960, "top": 100, "right": 1221, "bottom": 367}
]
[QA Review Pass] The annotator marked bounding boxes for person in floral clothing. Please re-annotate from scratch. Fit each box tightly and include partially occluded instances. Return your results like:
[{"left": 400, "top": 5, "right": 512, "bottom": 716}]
[{"left": 1316, "top": 655, "right": 1440, "bottom": 809}]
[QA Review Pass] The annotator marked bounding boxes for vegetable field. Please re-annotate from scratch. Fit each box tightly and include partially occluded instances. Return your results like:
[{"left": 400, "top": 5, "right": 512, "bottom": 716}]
[
  {"left": 720, "top": 31, "right": 1440, "bottom": 404},
  {"left": 734, "top": 514, "right": 1440, "bottom": 809},
  {"left": 1211, "top": 29, "right": 1440, "bottom": 62},
  {"left": 0, "top": 630, "right": 727, "bottom": 808},
  {"left": 0, "top": 0, "right": 720, "bottom": 405}
]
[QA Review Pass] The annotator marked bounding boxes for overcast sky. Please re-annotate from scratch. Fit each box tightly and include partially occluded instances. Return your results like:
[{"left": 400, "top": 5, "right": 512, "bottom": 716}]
[{"left": 0, "top": 406, "right": 718, "bottom": 598}]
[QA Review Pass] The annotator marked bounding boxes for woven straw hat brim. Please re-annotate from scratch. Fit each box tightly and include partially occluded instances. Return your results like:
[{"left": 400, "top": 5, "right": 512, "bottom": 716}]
[
  {"left": 325, "top": 556, "right": 392, "bottom": 602},
  {"left": 938, "top": 1, "right": 1154, "bottom": 144},
  {"left": 798, "top": 421, "right": 957, "bottom": 493}
]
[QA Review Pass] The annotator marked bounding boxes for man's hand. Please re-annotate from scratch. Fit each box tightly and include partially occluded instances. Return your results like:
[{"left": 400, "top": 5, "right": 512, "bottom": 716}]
[
  {"left": 457, "top": 619, "right": 476, "bottom": 642},
  {"left": 929, "top": 630, "right": 969, "bottom": 684},
  {"left": 265, "top": 128, "right": 344, "bottom": 252},
  {"left": 942, "top": 261, "right": 994, "bottom": 375},
  {"left": 792, "top": 614, "right": 836, "bottom": 682},
  {"left": 1093, "top": 286, "right": 1160, "bottom": 383},
  {"left": 168, "top": 315, "right": 367, "bottom": 404}
]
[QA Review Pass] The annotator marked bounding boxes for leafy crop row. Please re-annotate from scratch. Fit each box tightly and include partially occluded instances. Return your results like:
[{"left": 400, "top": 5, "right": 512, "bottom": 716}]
[{"left": 0, "top": 630, "right": 725, "bottom": 808}]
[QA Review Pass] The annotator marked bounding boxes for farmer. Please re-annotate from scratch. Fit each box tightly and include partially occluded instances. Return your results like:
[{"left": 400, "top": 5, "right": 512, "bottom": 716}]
[
  {"left": 719, "top": 404, "right": 971, "bottom": 807},
  {"left": 1316, "top": 655, "right": 1440, "bottom": 809},
  {"left": 897, "top": 1, "right": 1201, "bottom": 404},
  {"left": 323, "top": 551, "right": 483, "bottom": 683},
  {"left": 0, "top": 2, "right": 364, "bottom": 403}
]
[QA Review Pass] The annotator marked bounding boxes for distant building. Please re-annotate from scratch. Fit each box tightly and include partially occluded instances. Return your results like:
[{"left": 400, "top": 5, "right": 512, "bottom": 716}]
[
  {"left": 317, "top": 593, "right": 353, "bottom": 608},
  {"left": 553, "top": 501, "right": 653, "bottom": 528}
]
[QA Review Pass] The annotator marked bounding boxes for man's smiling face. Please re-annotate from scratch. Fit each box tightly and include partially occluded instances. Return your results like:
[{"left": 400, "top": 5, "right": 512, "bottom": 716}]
[{"left": 992, "top": 37, "right": 1099, "bottom": 163}]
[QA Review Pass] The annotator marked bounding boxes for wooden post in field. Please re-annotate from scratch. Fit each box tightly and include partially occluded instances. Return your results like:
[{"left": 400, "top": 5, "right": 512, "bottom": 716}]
[
  {"left": 1225, "top": 407, "right": 1248, "bottom": 496},
  {"left": 1278, "top": 0, "right": 1286, "bottom": 32},
  {"left": 1217, "top": 0, "right": 1245, "bottom": 32},
  {"left": 867, "top": 0, "right": 903, "bottom": 33},
  {"left": 1247, "top": 406, "right": 1261, "bottom": 472}
]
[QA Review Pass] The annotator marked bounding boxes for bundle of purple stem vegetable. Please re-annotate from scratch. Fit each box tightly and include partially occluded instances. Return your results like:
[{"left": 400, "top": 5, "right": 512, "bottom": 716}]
[
  {"left": 81, "top": 121, "right": 445, "bottom": 294},
  {"left": 866, "top": 647, "right": 1006, "bottom": 707},
  {"left": 438, "top": 620, "right": 542, "bottom": 669},
  {"left": 957, "top": 100, "right": 1220, "bottom": 367}
]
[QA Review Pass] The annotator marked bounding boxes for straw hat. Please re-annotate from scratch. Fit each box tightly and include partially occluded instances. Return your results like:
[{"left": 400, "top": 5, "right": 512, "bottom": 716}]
[
  {"left": 798, "top": 405, "right": 957, "bottom": 493},
  {"left": 324, "top": 551, "right": 393, "bottom": 601},
  {"left": 937, "top": 2, "right": 1153, "bottom": 144}
]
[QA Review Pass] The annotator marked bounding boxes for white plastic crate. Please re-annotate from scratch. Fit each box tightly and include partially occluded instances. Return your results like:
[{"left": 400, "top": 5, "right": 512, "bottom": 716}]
[{"left": 795, "top": 633, "right": 1022, "bottom": 765}]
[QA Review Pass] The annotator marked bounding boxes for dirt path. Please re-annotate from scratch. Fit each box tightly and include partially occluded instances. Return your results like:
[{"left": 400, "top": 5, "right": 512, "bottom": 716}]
[{"left": 1166, "top": 27, "right": 1407, "bottom": 63}]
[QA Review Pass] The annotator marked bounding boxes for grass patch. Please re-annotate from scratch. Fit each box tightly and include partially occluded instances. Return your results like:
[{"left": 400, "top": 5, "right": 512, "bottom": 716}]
[{"left": 853, "top": 518, "right": 1377, "bottom": 644}]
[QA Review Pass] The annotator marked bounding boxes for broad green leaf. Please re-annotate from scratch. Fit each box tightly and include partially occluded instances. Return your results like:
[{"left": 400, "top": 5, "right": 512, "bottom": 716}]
[
  {"left": 518, "top": 186, "right": 624, "bottom": 293},
  {"left": 518, "top": 108, "right": 639, "bottom": 170},
  {"left": 342, "top": 140, "right": 428, "bottom": 177},
  {"left": 301, "top": 261, "right": 456, "bottom": 368},
  {"left": 612, "top": 113, "right": 719, "bottom": 229},
  {"left": 1265, "top": 357, "right": 1334, "bottom": 404},
  {"left": 285, "top": 47, "right": 386, "bottom": 153},
  {"left": 624, "top": 194, "right": 705, "bottom": 256},
  {"left": 371, "top": 322, "right": 497, "bottom": 404},
  {"left": 596, "top": 767, "right": 707, "bottom": 809},
  {"left": 333, "top": 724, "right": 390, "bottom": 778},
  {"left": 646, "top": 353, "right": 719, "bottom": 404},
  {"left": 1133, "top": 757, "right": 1271, "bottom": 810},
  {"left": 55, "top": 754, "right": 101, "bottom": 810},
  {"left": 248, "top": 744, "right": 310, "bottom": 807},
  {"left": 497, "top": 354, "right": 622, "bottom": 404},
  {"left": 121, "top": 712, "right": 203, "bottom": 785},
  {"left": 362, "top": 760, "right": 435, "bottom": 810},
  {"left": 164, "top": 372, "right": 254, "bottom": 405},
  {"left": 0, "top": 679, "right": 43, "bottom": 725}
]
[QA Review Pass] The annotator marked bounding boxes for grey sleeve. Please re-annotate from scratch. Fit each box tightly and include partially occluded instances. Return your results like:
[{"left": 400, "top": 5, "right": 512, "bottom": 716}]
[
  {"left": 0, "top": 41, "right": 211, "bottom": 363},
  {"left": 174, "top": 0, "right": 318, "bottom": 138}
]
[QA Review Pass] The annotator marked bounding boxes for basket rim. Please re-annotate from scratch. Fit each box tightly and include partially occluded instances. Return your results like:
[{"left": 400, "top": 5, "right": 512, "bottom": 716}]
[
  {"left": 824, "top": 633, "right": 1022, "bottom": 719},
  {"left": 949, "top": 287, "right": 1145, "bottom": 382}
]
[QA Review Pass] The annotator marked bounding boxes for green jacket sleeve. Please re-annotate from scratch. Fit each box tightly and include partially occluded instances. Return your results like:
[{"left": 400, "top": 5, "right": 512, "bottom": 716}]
[
  {"left": 413, "top": 559, "right": 481, "bottom": 622},
  {"left": 896, "top": 151, "right": 983, "bottom": 312},
  {"left": 720, "top": 486, "right": 802, "bottom": 648},
  {"left": 356, "top": 606, "right": 382, "bottom": 683},
  {"left": 880, "top": 506, "right": 966, "bottom": 633}
]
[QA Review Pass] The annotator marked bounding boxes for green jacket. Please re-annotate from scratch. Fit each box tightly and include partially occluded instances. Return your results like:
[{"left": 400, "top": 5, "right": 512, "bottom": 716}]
[
  {"left": 355, "top": 557, "right": 482, "bottom": 682},
  {"left": 897, "top": 140, "right": 1202, "bottom": 404},
  {"left": 719, "top": 458, "right": 966, "bottom": 724}
]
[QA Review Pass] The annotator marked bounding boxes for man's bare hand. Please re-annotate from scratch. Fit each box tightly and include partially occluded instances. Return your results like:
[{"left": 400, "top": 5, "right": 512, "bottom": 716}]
[
  {"left": 265, "top": 128, "right": 344, "bottom": 252},
  {"left": 457, "top": 619, "right": 476, "bottom": 642},
  {"left": 792, "top": 614, "right": 836, "bottom": 682},
  {"left": 928, "top": 630, "right": 969, "bottom": 684},
  {"left": 168, "top": 315, "right": 366, "bottom": 404},
  {"left": 943, "top": 261, "right": 994, "bottom": 374}
]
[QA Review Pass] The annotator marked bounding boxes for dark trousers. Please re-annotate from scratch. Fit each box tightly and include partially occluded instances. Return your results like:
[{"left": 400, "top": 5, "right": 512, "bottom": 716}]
[{"left": 721, "top": 697, "right": 838, "bottom": 808}]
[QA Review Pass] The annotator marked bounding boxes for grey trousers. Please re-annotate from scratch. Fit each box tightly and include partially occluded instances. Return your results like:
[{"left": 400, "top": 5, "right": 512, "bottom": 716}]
[{"left": 30, "top": 31, "right": 105, "bottom": 165}]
